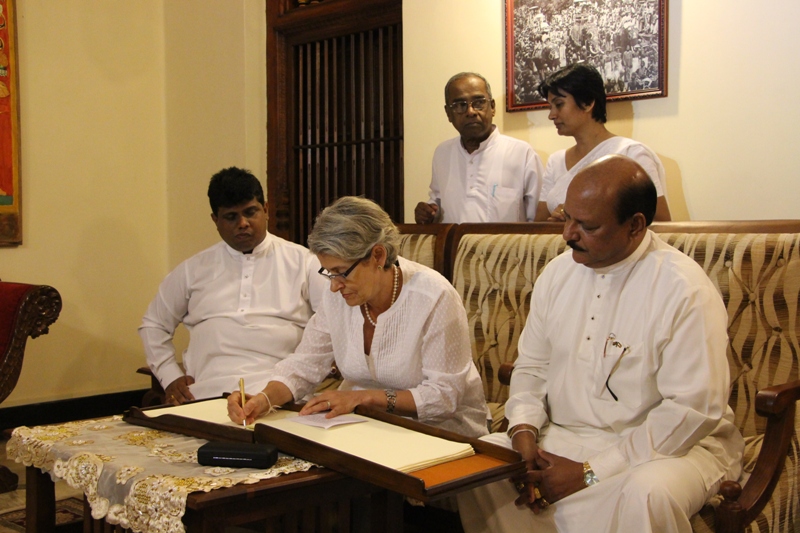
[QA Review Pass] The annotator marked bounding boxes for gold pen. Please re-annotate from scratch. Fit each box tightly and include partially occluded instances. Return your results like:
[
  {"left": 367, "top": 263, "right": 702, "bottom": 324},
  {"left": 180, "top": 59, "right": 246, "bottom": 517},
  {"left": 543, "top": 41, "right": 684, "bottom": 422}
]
[{"left": 239, "top": 378, "right": 247, "bottom": 428}]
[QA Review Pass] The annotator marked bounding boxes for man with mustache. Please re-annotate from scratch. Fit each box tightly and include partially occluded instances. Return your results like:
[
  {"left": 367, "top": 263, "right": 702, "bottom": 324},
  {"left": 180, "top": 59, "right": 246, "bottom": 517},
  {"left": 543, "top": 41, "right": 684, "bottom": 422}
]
[
  {"left": 414, "top": 72, "right": 543, "bottom": 224},
  {"left": 139, "top": 167, "right": 325, "bottom": 404},
  {"left": 458, "top": 155, "right": 744, "bottom": 532}
]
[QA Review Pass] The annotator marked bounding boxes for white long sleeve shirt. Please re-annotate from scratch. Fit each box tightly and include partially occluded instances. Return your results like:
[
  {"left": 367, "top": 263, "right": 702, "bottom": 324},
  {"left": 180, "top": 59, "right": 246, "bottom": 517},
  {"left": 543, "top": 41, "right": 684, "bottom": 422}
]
[
  {"left": 507, "top": 231, "right": 743, "bottom": 489},
  {"left": 139, "top": 233, "right": 326, "bottom": 399},
  {"left": 270, "top": 257, "right": 489, "bottom": 438},
  {"left": 428, "top": 128, "right": 543, "bottom": 223}
]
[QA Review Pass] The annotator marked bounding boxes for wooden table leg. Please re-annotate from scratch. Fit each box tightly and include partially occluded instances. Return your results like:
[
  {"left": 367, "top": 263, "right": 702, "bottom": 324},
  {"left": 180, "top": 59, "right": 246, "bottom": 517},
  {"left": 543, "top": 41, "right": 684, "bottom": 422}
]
[
  {"left": 0, "top": 464, "right": 18, "bottom": 493},
  {"left": 368, "top": 490, "right": 403, "bottom": 533},
  {"left": 26, "top": 466, "right": 55, "bottom": 533}
]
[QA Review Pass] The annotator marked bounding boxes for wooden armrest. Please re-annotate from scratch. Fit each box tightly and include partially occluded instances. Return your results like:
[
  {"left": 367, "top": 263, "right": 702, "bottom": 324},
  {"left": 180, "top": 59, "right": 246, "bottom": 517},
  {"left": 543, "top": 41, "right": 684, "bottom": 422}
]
[
  {"left": 498, "top": 362, "right": 514, "bottom": 386},
  {"left": 715, "top": 381, "right": 800, "bottom": 533},
  {"left": 755, "top": 379, "right": 800, "bottom": 416},
  {"left": 136, "top": 366, "right": 166, "bottom": 407}
]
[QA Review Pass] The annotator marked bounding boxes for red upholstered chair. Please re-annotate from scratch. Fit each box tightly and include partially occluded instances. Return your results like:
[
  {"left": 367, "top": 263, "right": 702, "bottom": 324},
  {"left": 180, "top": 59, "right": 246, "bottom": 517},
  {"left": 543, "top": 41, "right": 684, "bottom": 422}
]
[{"left": 0, "top": 281, "right": 62, "bottom": 492}]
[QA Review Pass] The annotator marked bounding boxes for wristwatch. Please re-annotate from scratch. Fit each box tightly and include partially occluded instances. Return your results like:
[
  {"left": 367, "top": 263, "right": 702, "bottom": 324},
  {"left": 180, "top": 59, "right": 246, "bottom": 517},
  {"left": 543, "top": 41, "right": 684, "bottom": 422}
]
[
  {"left": 583, "top": 461, "right": 599, "bottom": 487},
  {"left": 385, "top": 389, "right": 397, "bottom": 414}
]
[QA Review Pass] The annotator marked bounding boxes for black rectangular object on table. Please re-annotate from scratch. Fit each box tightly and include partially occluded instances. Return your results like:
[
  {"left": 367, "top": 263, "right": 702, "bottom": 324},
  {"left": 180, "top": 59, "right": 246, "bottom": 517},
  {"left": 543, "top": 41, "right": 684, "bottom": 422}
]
[{"left": 198, "top": 441, "right": 278, "bottom": 469}]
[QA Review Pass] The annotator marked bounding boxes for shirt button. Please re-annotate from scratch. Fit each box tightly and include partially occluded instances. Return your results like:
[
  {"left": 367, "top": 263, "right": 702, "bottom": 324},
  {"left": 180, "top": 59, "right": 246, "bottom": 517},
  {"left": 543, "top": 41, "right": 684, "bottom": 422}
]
[
  {"left": 245, "top": 275, "right": 250, "bottom": 279},
  {"left": 239, "top": 309, "right": 244, "bottom": 312},
  {"left": 597, "top": 294, "right": 601, "bottom": 298}
]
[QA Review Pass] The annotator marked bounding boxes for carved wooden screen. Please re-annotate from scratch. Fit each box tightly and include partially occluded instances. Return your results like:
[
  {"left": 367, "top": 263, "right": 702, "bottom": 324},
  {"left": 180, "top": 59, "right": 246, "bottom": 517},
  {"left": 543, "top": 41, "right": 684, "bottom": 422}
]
[{"left": 267, "top": 0, "right": 404, "bottom": 244}]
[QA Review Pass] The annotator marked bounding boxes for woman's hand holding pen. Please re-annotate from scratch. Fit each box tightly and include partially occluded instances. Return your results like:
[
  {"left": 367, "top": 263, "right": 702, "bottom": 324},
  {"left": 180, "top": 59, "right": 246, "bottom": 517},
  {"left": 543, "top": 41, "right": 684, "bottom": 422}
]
[
  {"left": 227, "top": 390, "right": 267, "bottom": 426},
  {"left": 227, "top": 382, "right": 294, "bottom": 425}
]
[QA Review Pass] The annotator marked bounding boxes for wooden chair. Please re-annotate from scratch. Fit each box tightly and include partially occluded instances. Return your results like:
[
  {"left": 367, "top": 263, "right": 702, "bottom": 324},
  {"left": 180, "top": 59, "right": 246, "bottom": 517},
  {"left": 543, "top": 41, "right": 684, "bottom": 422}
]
[{"left": 0, "top": 280, "right": 61, "bottom": 492}]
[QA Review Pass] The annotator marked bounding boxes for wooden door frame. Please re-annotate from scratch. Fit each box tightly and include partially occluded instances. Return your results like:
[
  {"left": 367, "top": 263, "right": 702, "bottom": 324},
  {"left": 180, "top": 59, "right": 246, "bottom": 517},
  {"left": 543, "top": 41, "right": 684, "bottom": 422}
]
[{"left": 266, "top": 0, "right": 403, "bottom": 241}]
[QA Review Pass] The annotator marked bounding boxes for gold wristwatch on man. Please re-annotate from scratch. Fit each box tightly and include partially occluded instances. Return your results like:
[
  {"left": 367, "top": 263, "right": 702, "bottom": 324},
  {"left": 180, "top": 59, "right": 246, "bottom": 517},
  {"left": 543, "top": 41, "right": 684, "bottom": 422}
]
[{"left": 583, "top": 461, "right": 600, "bottom": 487}]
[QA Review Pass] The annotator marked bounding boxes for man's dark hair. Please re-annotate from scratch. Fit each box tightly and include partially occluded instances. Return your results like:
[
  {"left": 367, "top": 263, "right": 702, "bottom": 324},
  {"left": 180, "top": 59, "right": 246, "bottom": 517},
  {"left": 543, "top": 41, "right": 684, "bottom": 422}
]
[
  {"left": 538, "top": 63, "right": 607, "bottom": 123},
  {"left": 615, "top": 175, "right": 657, "bottom": 226},
  {"left": 207, "top": 167, "right": 265, "bottom": 215}
]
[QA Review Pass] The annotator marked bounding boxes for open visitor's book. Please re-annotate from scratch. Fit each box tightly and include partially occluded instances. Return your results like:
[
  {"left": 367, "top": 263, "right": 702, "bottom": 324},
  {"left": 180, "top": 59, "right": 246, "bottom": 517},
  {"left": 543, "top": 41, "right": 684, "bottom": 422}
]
[{"left": 124, "top": 397, "right": 524, "bottom": 502}]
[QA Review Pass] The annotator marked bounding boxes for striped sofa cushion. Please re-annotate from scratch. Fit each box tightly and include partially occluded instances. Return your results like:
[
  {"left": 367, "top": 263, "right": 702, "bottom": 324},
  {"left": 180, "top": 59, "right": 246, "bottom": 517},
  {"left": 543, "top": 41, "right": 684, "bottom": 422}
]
[
  {"left": 398, "top": 232, "right": 437, "bottom": 270},
  {"left": 452, "top": 232, "right": 568, "bottom": 405},
  {"left": 451, "top": 231, "right": 800, "bottom": 533}
]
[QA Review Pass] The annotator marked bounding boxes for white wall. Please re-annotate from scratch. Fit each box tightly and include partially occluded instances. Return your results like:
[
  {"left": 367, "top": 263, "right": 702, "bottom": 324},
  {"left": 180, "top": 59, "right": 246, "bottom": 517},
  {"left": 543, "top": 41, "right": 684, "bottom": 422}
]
[
  {"left": 403, "top": 0, "right": 800, "bottom": 222},
  {"left": 164, "top": 1, "right": 267, "bottom": 266},
  {"left": 1, "top": 1, "right": 266, "bottom": 407}
]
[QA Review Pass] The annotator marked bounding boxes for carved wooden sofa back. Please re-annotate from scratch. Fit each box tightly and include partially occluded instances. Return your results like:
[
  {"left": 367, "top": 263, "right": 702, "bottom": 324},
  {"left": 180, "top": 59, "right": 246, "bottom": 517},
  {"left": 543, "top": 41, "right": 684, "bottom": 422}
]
[
  {"left": 0, "top": 281, "right": 62, "bottom": 404},
  {"left": 0, "top": 280, "right": 61, "bottom": 492},
  {"left": 396, "top": 223, "right": 454, "bottom": 273}
]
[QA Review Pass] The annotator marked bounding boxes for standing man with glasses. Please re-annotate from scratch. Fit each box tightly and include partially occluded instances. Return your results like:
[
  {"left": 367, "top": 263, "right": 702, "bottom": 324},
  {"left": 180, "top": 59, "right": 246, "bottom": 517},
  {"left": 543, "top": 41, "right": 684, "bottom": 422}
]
[
  {"left": 414, "top": 72, "right": 543, "bottom": 224},
  {"left": 139, "top": 167, "right": 326, "bottom": 405},
  {"left": 457, "top": 155, "right": 744, "bottom": 533}
]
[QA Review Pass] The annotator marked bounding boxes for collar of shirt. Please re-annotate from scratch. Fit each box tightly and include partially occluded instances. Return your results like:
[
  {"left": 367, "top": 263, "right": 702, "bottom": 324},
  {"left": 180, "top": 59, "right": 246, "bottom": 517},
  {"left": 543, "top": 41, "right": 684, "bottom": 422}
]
[
  {"left": 458, "top": 126, "right": 499, "bottom": 158},
  {"left": 592, "top": 230, "right": 653, "bottom": 276},
  {"left": 223, "top": 232, "right": 273, "bottom": 259}
]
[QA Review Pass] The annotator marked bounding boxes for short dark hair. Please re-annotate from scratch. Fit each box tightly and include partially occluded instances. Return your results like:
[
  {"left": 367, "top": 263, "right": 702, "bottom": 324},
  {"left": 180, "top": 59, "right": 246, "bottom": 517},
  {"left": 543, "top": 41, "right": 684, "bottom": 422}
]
[
  {"left": 207, "top": 167, "right": 265, "bottom": 215},
  {"left": 615, "top": 174, "right": 657, "bottom": 226},
  {"left": 444, "top": 72, "right": 493, "bottom": 102},
  {"left": 538, "top": 63, "right": 607, "bottom": 123}
]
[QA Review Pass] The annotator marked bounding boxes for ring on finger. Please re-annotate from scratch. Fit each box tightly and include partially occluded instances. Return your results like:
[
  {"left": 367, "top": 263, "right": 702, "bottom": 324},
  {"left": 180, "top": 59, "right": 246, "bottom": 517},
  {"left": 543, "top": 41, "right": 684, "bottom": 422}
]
[
  {"left": 533, "top": 486, "right": 542, "bottom": 500},
  {"left": 514, "top": 482, "right": 525, "bottom": 492},
  {"left": 539, "top": 497, "right": 550, "bottom": 508},
  {"left": 326, "top": 400, "right": 331, "bottom": 410}
]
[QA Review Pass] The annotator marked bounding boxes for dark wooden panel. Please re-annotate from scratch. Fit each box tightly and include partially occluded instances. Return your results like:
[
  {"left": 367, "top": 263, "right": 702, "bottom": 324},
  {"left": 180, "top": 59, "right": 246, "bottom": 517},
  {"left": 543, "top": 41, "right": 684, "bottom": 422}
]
[{"left": 268, "top": 0, "right": 403, "bottom": 245}]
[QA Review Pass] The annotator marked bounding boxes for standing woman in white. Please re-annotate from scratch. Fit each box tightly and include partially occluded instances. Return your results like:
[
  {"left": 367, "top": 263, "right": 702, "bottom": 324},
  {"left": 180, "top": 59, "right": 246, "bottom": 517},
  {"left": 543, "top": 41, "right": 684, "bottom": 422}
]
[{"left": 533, "top": 63, "right": 671, "bottom": 222}]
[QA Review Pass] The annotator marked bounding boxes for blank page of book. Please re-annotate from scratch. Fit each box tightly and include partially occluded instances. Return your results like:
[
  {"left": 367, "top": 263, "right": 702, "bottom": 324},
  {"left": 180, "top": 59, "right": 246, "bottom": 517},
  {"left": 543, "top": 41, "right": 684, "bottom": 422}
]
[
  {"left": 144, "top": 398, "right": 295, "bottom": 428},
  {"left": 262, "top": 414, "right": 474, "bottom": 473}
]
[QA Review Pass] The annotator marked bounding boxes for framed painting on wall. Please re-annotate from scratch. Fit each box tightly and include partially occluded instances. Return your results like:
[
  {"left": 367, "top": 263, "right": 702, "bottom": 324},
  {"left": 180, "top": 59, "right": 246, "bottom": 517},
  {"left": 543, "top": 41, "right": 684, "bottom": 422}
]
[
  {"left": 0, "top": 0, "right": 19, "bottom": 245},
  {"left": 505, "top": 0, "right": 668, "bottom": 112}
]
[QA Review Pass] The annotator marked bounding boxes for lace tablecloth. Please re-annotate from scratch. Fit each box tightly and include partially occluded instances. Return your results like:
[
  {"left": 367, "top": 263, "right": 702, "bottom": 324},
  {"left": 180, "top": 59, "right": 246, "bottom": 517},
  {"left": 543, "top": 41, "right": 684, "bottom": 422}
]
[{"left": 7, "top": 416, "right": 316, "bottom": 533}]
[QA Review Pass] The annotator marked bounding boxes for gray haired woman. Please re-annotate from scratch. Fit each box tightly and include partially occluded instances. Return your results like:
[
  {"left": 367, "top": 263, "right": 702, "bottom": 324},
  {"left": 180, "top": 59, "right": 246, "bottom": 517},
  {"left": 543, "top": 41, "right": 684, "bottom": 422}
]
[{"left": 228, "top": 196, "right": 488, "bottom": 438}]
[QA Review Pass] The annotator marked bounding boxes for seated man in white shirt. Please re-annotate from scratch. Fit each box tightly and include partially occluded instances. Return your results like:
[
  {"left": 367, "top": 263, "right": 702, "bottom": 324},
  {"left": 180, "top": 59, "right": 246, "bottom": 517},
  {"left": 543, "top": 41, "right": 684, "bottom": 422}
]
[
  {"left": 414, "top": 72, "right": 543, "bottom": 224},
  {"left": 457, "top": 155, "right": 744, "bottom": 533},
  {"left": 139, "top": 167, "right": 325, "bottom": 404}
]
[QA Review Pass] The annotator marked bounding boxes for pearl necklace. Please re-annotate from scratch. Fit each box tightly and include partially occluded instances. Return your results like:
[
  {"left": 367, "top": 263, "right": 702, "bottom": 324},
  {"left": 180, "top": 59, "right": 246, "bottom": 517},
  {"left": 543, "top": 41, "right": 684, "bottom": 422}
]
[{"left": 364, "top": 264, "right": 399, "bottom": 328}]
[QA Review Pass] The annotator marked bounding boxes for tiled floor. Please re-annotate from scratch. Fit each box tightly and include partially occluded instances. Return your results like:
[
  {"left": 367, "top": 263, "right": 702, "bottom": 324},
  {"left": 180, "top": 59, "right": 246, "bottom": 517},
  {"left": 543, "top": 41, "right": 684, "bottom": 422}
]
[{"left": 0, "top": 436, "right": 83, "bottom": 514}]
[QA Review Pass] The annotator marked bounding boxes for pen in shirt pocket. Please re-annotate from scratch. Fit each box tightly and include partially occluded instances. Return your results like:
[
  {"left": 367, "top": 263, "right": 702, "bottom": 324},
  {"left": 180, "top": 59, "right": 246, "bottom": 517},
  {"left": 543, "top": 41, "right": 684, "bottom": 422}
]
[{"left": 492, "top": 184, "right": 497, "bottom": 197}]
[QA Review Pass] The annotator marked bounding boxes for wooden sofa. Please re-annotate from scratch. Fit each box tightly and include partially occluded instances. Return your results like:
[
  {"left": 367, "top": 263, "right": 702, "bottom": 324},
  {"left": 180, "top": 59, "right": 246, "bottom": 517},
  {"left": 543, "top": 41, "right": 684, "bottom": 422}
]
[
  {"left": 397, "top": 221, "right": 800, "bottom": 533},
  {"left": 0, "top": 280, "right": 62, "bottom": 492}
]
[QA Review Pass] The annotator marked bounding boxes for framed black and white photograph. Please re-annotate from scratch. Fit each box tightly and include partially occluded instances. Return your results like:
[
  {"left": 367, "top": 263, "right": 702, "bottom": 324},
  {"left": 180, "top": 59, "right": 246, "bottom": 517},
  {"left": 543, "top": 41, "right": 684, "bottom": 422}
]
[{"left": 505, "top": 0, "right": 668, "bottom": 112}]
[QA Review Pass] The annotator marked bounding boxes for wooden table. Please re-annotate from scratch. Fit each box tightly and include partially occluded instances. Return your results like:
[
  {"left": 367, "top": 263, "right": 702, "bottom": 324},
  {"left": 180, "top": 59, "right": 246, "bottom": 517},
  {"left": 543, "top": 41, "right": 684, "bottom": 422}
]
[
  {"left": 27, "top": 464, "right": 402, "bottom": 533},
  {"left": 21, "top": 402, "right": 520, "bottom": 532}
]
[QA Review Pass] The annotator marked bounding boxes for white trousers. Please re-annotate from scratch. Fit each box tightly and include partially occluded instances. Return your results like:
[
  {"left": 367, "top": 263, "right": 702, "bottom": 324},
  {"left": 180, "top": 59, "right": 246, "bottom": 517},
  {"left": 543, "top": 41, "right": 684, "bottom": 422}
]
[{"left": 458, "top": 443, "right": 718, "bottom": 533}]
